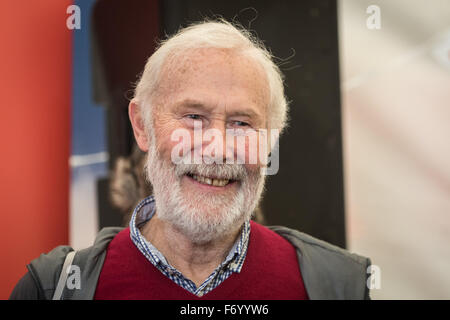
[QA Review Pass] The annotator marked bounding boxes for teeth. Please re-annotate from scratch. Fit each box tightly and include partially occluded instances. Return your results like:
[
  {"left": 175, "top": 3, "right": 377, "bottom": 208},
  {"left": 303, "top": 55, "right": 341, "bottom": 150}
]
[{"left": 191, "top": 175, "right": 230, "bottom": 187}]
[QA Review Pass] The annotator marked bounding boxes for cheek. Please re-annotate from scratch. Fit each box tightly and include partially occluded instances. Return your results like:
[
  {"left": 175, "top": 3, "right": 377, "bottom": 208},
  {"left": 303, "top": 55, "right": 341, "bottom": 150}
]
[
  {"left": 158, "top": 137, "right": 179, "bottom": 162},
  {"left": 153, "top": 121, "right": 183, "bottom": 158},
  {"left": 154, "top": 122, "right": 196, "bottom": 164},
  {"left": 235, "top": 132, "right": 268, "bottom": 167}
]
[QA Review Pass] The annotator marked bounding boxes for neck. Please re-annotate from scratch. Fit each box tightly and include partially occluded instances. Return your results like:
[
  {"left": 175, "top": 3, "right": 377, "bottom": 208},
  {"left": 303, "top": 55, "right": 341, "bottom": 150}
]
[{"left": 140, "top": 213, "right": 242, "bottom": 287}]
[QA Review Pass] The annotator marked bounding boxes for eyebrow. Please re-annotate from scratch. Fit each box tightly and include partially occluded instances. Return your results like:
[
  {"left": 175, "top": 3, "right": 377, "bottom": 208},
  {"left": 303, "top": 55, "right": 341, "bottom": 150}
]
[
  {"left": 173, "top": 98, "right": 264, "bottom": 122},
  {"left": 173, "top": 99, "right": 214, "bottom": 113}
]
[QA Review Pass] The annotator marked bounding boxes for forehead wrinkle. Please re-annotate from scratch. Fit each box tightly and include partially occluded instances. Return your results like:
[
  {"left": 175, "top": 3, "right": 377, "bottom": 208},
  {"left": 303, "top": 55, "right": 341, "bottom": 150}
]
[{"left": 155, "top": 48, "right": 270, "bottom": 126}]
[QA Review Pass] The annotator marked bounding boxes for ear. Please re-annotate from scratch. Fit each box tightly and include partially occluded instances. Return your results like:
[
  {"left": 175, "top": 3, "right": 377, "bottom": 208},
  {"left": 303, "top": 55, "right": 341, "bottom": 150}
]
[{"left": 129, "top": 101, "right": 149, "bottom": 152}]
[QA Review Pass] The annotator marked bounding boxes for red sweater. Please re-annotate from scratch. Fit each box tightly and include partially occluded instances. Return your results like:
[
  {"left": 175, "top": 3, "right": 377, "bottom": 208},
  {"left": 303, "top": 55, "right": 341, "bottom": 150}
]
[{"left": 94, "top": 221, "right": 309, "bottom": 300}]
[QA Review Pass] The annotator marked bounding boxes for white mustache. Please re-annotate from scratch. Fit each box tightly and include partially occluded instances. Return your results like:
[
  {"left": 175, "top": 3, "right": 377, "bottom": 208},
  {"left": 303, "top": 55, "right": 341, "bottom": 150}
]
[{"left": 175, "top": 163, "right": 247, "bottom": 181}]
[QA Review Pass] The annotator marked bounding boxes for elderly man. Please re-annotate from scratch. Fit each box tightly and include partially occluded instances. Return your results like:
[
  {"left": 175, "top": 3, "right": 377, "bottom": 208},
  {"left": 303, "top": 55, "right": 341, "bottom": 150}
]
[{"left": 10, "top": 20, "right": 371, "bottom": 300}]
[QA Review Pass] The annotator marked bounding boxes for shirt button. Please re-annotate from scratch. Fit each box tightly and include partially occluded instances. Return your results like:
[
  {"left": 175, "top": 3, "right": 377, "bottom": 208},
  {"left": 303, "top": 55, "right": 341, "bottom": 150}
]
[{"left": 197, "top": 292, "right": 204, "bottom": 297}]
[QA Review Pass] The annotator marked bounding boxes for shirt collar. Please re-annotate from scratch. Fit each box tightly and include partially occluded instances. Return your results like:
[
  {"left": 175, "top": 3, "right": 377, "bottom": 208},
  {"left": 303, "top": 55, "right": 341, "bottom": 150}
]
[{"left": 129, "top": 196, "right": 250, "bottom": 273}]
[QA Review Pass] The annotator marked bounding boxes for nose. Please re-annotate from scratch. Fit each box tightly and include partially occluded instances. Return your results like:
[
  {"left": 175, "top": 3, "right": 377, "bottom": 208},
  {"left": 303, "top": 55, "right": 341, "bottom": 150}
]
[{"left": 199, "top": 118, "right": 232, "bottom": 164}]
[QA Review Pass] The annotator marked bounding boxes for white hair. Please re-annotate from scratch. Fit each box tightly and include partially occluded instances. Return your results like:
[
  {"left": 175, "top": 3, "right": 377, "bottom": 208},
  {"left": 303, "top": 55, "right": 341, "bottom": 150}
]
[{"left": 133, "top": 19, "right": 289, "bottom": 133}]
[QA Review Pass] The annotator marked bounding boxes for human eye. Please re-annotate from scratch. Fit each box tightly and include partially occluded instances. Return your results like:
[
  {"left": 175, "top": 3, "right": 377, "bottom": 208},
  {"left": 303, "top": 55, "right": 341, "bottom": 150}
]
[
  {"left": 230, "top": 120, "right": 251, "bottom": 128},
  {"left": 182, "top": 113, "right": 206, "bottom": 128},
  {"left": 185, "top": 114, "right": 202, "bottom": 120}
]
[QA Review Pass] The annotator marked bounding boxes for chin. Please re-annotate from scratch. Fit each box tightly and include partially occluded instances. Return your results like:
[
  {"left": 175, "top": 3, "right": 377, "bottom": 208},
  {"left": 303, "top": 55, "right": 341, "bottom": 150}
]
[{"left": 170, "top": 200, "right": 245, "bottom": 243}]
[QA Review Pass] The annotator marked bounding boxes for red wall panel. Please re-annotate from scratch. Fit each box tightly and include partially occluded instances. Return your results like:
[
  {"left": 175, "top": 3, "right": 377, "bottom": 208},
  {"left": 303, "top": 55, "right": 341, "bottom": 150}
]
[{"left": 0, "top": 0, "right": 72, "bottom": 299}]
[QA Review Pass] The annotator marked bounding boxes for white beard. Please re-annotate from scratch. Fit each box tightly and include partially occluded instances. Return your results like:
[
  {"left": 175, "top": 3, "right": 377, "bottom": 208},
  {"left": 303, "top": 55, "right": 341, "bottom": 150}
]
[{"left": 144, "top": 136, "right": 266, "bottom": 244}]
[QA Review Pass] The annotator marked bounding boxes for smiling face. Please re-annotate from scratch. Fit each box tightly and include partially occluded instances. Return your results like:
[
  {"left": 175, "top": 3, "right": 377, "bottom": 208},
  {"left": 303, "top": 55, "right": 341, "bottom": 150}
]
[{"left": 132, "top": 48, "right": 270, "bottom": 243}]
